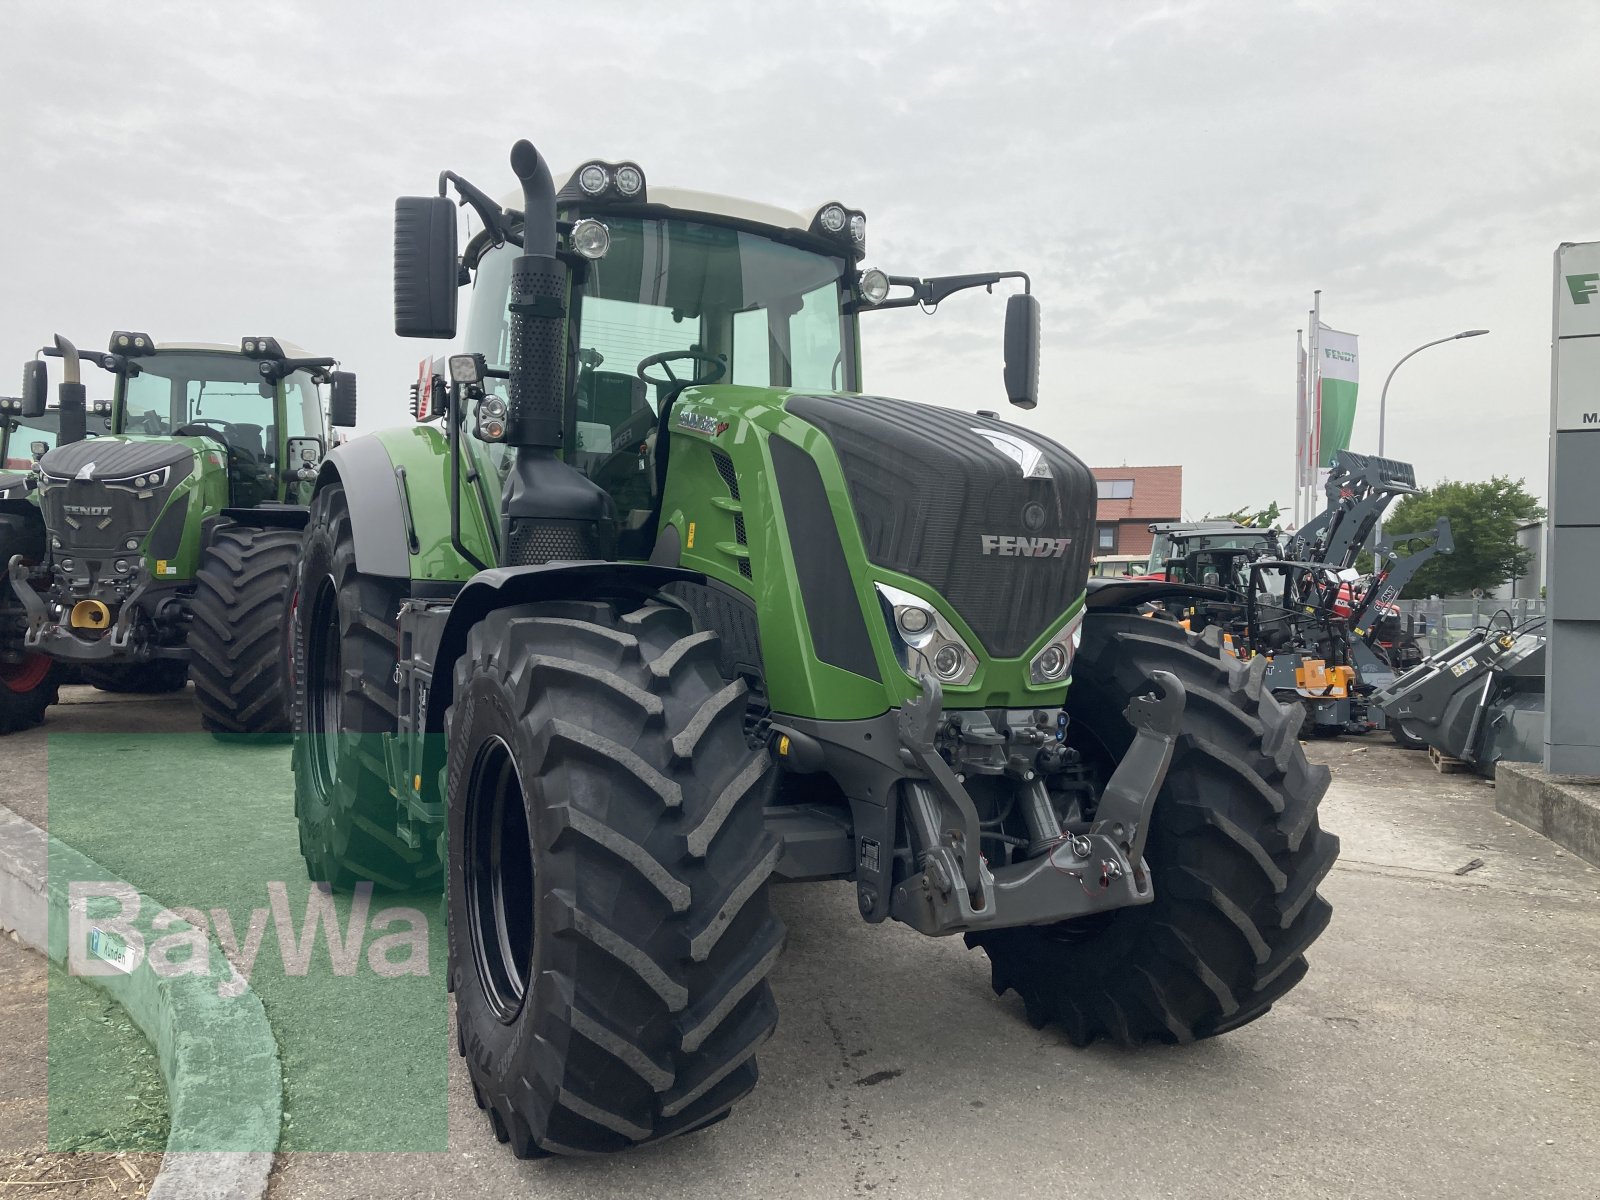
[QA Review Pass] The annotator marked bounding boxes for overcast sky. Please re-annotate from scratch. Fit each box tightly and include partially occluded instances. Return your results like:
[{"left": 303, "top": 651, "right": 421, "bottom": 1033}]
[{"left": 3, "top": 0, "right": 1595, "bottom": 520}]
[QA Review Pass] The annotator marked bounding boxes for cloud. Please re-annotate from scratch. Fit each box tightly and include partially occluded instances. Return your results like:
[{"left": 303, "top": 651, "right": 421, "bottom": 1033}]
[{"left": 2, "top": 0, "right": 1595, "bottom": 519}]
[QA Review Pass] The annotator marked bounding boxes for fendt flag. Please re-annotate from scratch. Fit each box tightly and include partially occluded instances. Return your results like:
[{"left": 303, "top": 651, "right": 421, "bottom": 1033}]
[{"left": 1316, "top": 326, "right": 1360, "bottom": 467}]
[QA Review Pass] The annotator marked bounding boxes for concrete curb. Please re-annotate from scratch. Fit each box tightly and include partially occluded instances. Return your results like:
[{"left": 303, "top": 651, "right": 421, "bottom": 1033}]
[
  {"left": 1495, "top": 761, "right": 1600, "bottom": 868},
  {"left": 0, "top": 803, "right": 279, "bottom": 1200}
]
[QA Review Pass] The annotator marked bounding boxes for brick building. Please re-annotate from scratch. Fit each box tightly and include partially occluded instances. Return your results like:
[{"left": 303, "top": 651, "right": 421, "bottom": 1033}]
[{"left": 1089, "top": 465, "right": 1183, "bottom": 556}]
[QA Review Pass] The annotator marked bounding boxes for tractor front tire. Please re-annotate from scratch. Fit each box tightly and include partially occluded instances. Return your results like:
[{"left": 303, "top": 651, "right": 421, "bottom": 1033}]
[
  {"left": 291, "top": 484, "right": 437, "bottom": 892},
  {"left": 83, "top": 660, "right": 189, "bottom": 694},
  {"left": 447, "top": 598, "right": 783, "bottom": 1156},
  {"left": 0, "top": 654, "right": 58, "bottom": 735},
  {"left": 189, "top": 523, "right": 301, "bottom": 735},
  {"left": 971, "top": 615, "right": 1339, "bottom": 1046}
]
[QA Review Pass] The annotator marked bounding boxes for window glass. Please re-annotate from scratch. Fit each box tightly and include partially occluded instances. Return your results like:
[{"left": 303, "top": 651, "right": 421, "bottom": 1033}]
[
  {"left": 4, "top": 412, "right": 61, "bottom": 469},
  {"left": 120, "top": 353, "right": 280, "bottom": 463},
  {"left": 731, "top": 309, "right": 771, "bottom": 387},
  {"left": 1097, "top": 524, "right": 1117, "bottom": 551},
  {"left": 1096, "top": 479, "right": 1135, "bottom": 500}
]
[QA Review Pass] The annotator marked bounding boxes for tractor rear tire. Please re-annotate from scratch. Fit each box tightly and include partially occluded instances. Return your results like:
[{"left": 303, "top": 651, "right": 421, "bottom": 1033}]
[
  {"left": 1, "top": 509, "right": 57, "bottom": 734},
  {"left": 83, "top": 660, "right": 189, "bottom": 694},
  {"left": 970, "top": 616, "right": 1338, "bottom": 1046},
  {"left": 291, "top": 484, "right": 437, "bottom": 892},
  {"left": 0, "top": 654, "right": 58, "bottom": 735},
  {"left": 1389, "top": 719, "right": 1428, "bottom": 750},
  {"left": 446, "top": 598, "right": 783, "bottom": 1157},
  {"left": 189, "top": 523, "right": 301, "bottom": 735}
]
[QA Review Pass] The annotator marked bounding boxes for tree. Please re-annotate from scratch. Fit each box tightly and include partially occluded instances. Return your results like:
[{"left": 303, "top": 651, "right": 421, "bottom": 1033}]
[
  {"left": 1207, "top": 500, "right": 1282, "bottom": 528},
  {"left": 1382, "top": 477, "right": 1543, "bottom": 596}
]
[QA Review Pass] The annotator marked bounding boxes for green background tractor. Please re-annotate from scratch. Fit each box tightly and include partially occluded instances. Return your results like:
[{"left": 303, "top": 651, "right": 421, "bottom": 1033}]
[
  {"left": 291, "top": 139, "right": 1339, "bottom": 1156},
  {"left": 0, "top": 398, "right": 71, "bottom": 730},
  {"left": 1, "top": 334, "right": 357, "bottom": 733}
]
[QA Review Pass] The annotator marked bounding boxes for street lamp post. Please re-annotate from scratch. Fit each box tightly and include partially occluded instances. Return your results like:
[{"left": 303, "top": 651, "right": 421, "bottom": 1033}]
[{"left": 1374, "top": 328, "right": 1489, "bottom": 546}]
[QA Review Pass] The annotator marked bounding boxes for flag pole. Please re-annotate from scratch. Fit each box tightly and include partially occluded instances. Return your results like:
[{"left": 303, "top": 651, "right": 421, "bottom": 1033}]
[
  {"left": 1294, "top": 327, "right": 1305, "bottom": 527},
  {"left": 1310, "top": 289, "right": 1322, "bottom": 513}
]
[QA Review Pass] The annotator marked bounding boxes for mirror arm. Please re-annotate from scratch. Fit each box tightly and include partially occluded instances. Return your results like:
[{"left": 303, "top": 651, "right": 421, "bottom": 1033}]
[
  {"left": 870, "top": 270, "right": 1032, "bottom": 311},
  {"left": 441, "top": 170, "right": 509, "bottom": 247}
]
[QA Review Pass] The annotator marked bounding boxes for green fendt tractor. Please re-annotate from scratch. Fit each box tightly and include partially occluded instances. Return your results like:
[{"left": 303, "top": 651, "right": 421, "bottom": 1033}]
[
  {"left": 292, "top": 139, "right": 1339, "bottom": 1156},
  {"left": 1, "top": 334, "right": 356, "bottom": 733}
]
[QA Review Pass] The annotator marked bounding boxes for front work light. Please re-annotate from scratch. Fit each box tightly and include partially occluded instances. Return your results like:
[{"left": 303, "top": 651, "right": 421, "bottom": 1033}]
[
  {"left": 577, "top": 164, "right": 609, "bottom": 196},
  {"left": 241, "top": 337, "right": 284, "bottom": 358},
  {"left": 110, "top": 332, "right": 154, "bottom": 354},
  {"left": 570, "top": 218, "right": 611, "bottom": 260},
  {"left": 614, "top": 164, "right": 644, "bottom": 196},
  {"left": 859, "top": 268, "right": 890, "bottom": 305},
  {"left": 818, "top": 204, "right": 847, "bottom": 233},
  {"left": 448, "top": 353, "right": 485, "bottom": 386}
]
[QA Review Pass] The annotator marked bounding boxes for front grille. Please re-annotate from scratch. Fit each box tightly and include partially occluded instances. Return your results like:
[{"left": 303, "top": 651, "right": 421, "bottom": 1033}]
[
  {"left": 786, "top": 394, "right": 1095, "bottom": 659},
  {"left": 505, "top": 518, "right": 598, "bottom": 565},
  {"left": 35, "top": 438, "right": 193, "bottom": 557}
]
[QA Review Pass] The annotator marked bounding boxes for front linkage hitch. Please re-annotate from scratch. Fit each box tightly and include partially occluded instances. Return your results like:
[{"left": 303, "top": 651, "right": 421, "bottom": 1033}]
[{"left": 890, "top": 670, "right": 1186, "bottom": 935}]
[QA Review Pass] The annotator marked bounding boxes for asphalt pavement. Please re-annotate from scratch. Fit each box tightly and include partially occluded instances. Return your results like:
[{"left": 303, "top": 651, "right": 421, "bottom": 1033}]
[{"left": 5, "top": 686, "right": 1599, "bottom": 1198}]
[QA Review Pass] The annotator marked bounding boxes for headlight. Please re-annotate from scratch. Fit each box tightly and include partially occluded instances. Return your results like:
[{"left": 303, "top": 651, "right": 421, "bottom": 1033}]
[
  {"left": 577, "top": 164, "right": 609, "bottom": 196},
  {"left": 874, "top": 582, "right": 978, "bottom": 687},
  {"left": 104, "top": 466, "right": 169, "bottom": 492},
  {"left": 1029, "top": 609, "right": 1085, "bottom": 686}
]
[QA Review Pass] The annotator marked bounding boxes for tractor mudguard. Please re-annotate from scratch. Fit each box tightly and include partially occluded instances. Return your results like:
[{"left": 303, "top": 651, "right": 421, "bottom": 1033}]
[
  {"left": 421, "top": 561, "right": 706, "bottom": 732},
  {"left": 220, "top": 503, "right": 308, "bottom": 531},
  {"left": 1084, "top": 576, "right": 1235, "bottom": 609},
  {"left": 316, "top": 439, "right": 411, "bottom": 578}
]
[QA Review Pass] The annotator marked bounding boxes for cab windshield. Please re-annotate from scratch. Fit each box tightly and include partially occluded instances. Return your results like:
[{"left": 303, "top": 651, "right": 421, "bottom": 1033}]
[
  {"left": 3, "top": 411, "right": 61, "bottom": 469},
  {"left": 467, "top": 216, "right": 853, "bottom": 431},
  {"left": 118, "top": 352, "right": 322, "bottom": 465}
]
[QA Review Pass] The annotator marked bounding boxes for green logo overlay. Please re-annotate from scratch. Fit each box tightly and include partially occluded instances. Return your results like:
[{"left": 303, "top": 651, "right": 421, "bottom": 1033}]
[{"left": 48, "top": 733, "right": 447, "bottom": 1151}]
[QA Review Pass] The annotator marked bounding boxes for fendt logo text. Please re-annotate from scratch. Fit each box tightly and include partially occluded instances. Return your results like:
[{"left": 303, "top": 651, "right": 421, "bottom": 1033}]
[
  {"left": 1567, "top": 273, "right": 1599, "bottom": 304},
  {"left": 64, "top": 505, "right": 112, "bottom": 516},
  {"left": 980, "top": 535, "right": 1071, "bottom": 558}
]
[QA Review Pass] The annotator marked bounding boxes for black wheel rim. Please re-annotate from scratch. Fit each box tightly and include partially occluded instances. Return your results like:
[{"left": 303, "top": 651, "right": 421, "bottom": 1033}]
[
  {"left": 304, "top": 573, "right": 342, "bottom": 798},
  {"left": 464, "top": 735, "right": 535, "bottom": 1023}
]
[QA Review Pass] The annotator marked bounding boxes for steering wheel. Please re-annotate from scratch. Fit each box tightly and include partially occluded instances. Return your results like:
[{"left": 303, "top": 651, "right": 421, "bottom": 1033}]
[
  {"left": 174, "top": 418, "right": 236, "bottom": 441},
  {"left": 635, "top": 350, "right": 727, "bottom": 391}
]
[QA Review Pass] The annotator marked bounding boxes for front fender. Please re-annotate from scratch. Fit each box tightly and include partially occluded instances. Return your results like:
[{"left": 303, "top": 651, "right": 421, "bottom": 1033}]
[
  {"left": 316, "top": 437, "right": 413, "bottom": 578},
  {"left": 424, "top": 561, "right": 706, "bottom": 733}
]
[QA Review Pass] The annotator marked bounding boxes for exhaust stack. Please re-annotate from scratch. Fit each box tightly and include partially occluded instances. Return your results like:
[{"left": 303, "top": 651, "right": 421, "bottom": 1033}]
[{"left": 498, "top": 139, "right": 615, "bottom": 565}]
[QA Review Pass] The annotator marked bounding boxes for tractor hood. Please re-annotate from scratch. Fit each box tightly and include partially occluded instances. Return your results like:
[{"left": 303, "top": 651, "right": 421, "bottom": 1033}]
[
  {"left": 38, "top": 437, "right": 198, "bottom": 482},
  {"left": 785, "top": 393, "right": 1095, "bottom": 659},
  {"left": 35, "top": 436, "right": 203, "bottom": 559}
]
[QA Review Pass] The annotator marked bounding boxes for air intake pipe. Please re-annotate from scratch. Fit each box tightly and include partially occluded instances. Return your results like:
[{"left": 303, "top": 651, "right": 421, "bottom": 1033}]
[{"left": 498, "top": 139, "right": 615, "bottom": 565}]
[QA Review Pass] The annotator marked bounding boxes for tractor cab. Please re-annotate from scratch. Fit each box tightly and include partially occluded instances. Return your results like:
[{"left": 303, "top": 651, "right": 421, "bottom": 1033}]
[
  {"left": 423, "top": 162, "right": 1041, "bottom": 566},
  {"left": 104, "top": 337, "right": 346, "bottom": 508}
]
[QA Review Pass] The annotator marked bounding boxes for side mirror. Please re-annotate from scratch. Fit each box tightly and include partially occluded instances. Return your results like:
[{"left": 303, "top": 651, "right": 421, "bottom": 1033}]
[
  {"left": 1003, "top": 293, "right": 1040, "bottom": 410},
  {"left": 21, "top": 361, "right": 47, "bottom": 418},
  {"left": 328, "top": 372, "right": 358, "bottom": 428},
  {"left": 394, "top": 196, "right": 459, "bottom": 339},
  {"left": 30, "top": 441, "right": 49, "bottom": 461},
  {"left": 285, "top": 435, "right": 324, "bottom": 481}
]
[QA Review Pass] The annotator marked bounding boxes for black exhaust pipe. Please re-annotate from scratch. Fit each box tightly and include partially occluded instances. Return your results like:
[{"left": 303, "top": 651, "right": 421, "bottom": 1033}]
[{"left": 499, "top": 139, "right": 615, "bottom": 565}]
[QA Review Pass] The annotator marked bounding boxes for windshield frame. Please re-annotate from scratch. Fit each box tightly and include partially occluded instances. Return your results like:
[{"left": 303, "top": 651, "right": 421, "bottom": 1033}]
[
  {"left": 467, "top": 210, "right": 862, "bottom": 396},
  {"left": 110, "top": 350, "right": 327, "bottom": 457}
]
